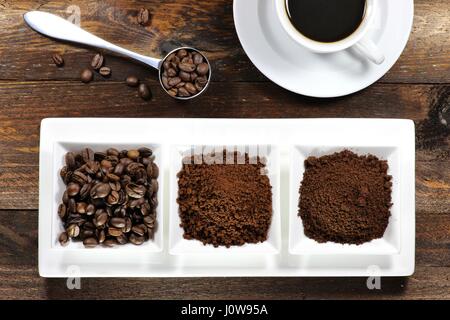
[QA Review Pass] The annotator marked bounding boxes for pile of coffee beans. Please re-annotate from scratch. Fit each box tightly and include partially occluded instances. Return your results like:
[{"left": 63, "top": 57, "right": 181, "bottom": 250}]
[
  {"left": 161, "top": 48, "right": 209, "bottom": 98},
  {"left": 177, "top": 151, "right": 273, "bottom": 247},
  {"left": 58, "top": 147, "right": 159, "bottom": 248},
  {"left": 299, "top": 150, "right": 392, "bottom": 245}
]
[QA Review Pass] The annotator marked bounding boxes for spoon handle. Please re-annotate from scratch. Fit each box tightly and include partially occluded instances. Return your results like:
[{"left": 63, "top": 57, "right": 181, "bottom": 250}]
[{"left": 24, "top": 11, "right": 161, "bottom": 70}]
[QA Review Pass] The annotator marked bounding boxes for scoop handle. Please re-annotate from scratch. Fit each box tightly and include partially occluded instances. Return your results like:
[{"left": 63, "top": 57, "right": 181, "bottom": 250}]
[{"left": 24, "top": 11, "right": 161, "bottom": 69}]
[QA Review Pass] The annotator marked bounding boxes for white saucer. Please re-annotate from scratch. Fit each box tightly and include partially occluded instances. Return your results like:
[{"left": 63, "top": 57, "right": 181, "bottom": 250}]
[{"left": 233, "top": 0, "right": 414, "bottom": 98}]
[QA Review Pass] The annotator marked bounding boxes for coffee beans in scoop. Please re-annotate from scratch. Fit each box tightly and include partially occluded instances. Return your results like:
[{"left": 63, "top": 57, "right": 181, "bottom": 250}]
[
  {"left": 177, "top": 151, "right": 273, "bottom": 247},
  {"left": 161, "top": 48, "right": 210, "bottom": 98},
  {"left": 299, "top": 150, "right": 392, "bottom": 245},
  {"left": 58, "top": 147, "right": 159, "bottom": 248}
]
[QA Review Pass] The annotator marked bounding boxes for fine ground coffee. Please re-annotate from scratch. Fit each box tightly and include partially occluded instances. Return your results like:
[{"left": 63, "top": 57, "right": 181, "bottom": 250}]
[
  {"left": 299, "top": 150, "right": 392, "bottom": 245},
  {"left": 177, "top": 151, "right": 273, "bottom": 247}
]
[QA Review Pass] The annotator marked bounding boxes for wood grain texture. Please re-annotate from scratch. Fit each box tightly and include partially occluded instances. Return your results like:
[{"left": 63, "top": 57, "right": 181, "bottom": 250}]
[
  {"left": 0, "top": 211, "right": 448, "bottom": 300},
  {"left": 0, "top": 0, "right": 448, "bottom": 83},
  {"left": 0, "top": 0, "right": 449, "bottom": 300}
]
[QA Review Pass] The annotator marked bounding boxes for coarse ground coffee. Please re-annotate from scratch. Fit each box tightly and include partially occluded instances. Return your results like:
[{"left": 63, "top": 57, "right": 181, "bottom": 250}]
[
  {"left": 177, "top": 151, "right": 273, "bottom": 247},
  {"left": 299, "top": 150, "right": 392, "bottom": 245}
]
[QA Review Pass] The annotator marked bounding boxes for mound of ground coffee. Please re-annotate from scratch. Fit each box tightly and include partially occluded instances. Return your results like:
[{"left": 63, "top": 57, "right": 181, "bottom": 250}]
[
  {"left": 299, "top": 150, "right": 392, "bottom": 245},
  {"left": 177, "top": 151, "right": 273, "bottom": 247}
]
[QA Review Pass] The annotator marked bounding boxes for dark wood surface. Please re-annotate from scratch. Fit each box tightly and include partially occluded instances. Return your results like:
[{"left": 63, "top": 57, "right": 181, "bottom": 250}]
[{"left": 0, "top": 0, "right": 449, "bottom": 300}]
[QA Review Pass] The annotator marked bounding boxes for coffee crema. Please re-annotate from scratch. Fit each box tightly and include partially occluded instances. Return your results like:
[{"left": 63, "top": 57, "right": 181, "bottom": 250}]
[{"left": 286, "top": 0, "right": 366, "bottom": 43}]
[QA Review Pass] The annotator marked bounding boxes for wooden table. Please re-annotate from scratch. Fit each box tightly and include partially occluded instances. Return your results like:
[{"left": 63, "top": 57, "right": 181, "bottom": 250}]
[{"left": 0, "top": 0, "right": 449, "bottom": 300}]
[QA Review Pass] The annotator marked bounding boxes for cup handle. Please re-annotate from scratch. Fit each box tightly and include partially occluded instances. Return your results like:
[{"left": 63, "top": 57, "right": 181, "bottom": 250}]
[{"left": 354, "top": 37, "right": 385, "bottom": 65}]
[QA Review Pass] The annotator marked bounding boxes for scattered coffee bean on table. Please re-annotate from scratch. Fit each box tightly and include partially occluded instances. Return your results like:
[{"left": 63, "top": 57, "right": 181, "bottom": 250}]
[
  {"left": 57, "top": 147, "right": 159, "bottom": 248},
  {"left": 161, "top": 48, "right": 210, "bottom": 98},
  {"left": 91, "top": 53, "right": 104, "bottom": 70},
  {"left": 80, "top": 68, "right": 93, "bottom": 83},
  {"left": 52, "top": 53, "right": 64, "bottom": 67},
  {"left": 177, "top": 151, "right": 273, "bottom": 247},
  {"left": 298, "top": 150, "right": 393, "bottom": 245},
  {"left": 137, "top": 8, "right": 150, "bottom": 26},
  {"left": 138, "top": 83, "right": 152, "bottom": 100},
  {"left": 99, "top": 66, "right": 111, "bottom": 77},
  {"left": 126, "top": 75, "right": 140, "bottom": 87}
]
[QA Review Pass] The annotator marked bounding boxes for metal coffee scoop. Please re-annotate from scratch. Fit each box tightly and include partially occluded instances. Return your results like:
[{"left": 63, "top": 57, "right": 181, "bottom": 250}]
[{"left": 24, "top": 11, "right": 211, "bottom": 100}]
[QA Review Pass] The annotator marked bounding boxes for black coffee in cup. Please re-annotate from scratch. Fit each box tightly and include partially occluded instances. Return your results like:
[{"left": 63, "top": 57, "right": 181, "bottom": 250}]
[{"left": 286, "top": 0, "right": 366, "bottom": 43}]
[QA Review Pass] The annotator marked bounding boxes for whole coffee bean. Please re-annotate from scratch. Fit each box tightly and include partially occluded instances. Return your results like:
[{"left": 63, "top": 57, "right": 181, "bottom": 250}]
[
  {"left": 174, "top": 82, "right": 185, "bottom": 90},
  {"left": 126, "top": 75, "right": 139, "bottom": 87},
  {"left": 58, "top": 203, "right": 67, "bottom": 219},
  {"left": 68, "top": 198, "right": 77, "bottom": 213},
  {"left": 79, "top": 183, "right": 91, "bottom": 200},
  {"left": 137, "top": 8, "right": 150, "bottom": 26},
  {"left": 90, "top": 183, "right": 111, "bottom": 199},
  {"left": 76, "top": 202, "right": 88, "bottom": 214},
  {"left": 181, "top": 56, "right": 192, "bottom": 64},
  {"left": 151, "top": 179, "right": 159, "bottom": 193},
  {"left": 52, "top": 54, "right": 64, "bottom": 67},
  {"left": 86, "top": 204, "right": 95, "bottom": 216},
  {"left": 72, "top": 171, "right": 88, "bottom": 185},
  {"left": 138, "top": 83, "right": 152, "bottom": 100},
  {"left": 94, "top": 211, "right": 108, "bottom": 227},
  {"left": 91, "top": 53, "right": 104, "bottom": 70},
  {"left": 81, "top": 148, "right": 94, "bottom": 162},
  {"left": 65, "top": 152, "right": 76, "bottom": 169},
  {"left": 59, "top": 232, "right": 69, "bottom": 246},
  {"left": 166, "top": 53, "right": 176, "bottom": 62},
  {"left": 105, "top": 148, "right": 119, "bottom": 156},
  {"left": 143, "top": 215, "right": 155, "bottom": 228},
  {"left": 110, "top": 217, "right": 126, "bottom": 228},
  {"left": 179, "top": 63, "right": 196, "bottom": 73},
  {"left": 67, "top": 224, "right": 80, "bottom": 238},
  {"left": 185, "top": 82, "right": 197, "bottom": 95},
  {"left": 116, "top": 234, "right": 128, "bottom": 245},
  {"left": 107, "top": 190, "right": 120, "bottom": 205},
  {"left": 177, "top": 49, "right": 188, "bottom": 59},
  {"left": 161, "top": 76, "right": 170, "bottom": 90},
  {"left": 62, "top": 190, "right": 69, "bottom": 205},
  {"left": 94, "top": 151, "right": 107, "bottom": 161},
  {"left": 193, "top": 53, "right": 204, "bottom": 65},
  {"left": 81, "top": 68, "right": 93, "bottom": 83},
  {"left": 129, "top": 233, "right": 145, "bottom": 245},
  {"left": 83, "top": 237, "right": 98, "bottom": 248},
  {"left": 138, "top": 147, "right": 153, "bottom": 158},
  {"left": 103, "top": 239, "right": 116, "bottom": 247},
  {"left": 196, "top": 63, "right": 209, "bottom": 76},
  {"left": 99, "top": 66, "right": 111, "bottom": 77},
  {"left": 151, "top": 162, "right": 159, "bottom": 179},
  {"left": 168, "top": 88, "right": 178, "bottom": 97},
  {"left": 81, "top": 229, "right": 95, "bottom": 240},
  {"left": 132, "top": 224, "right": 147, "bottom": 236},
  {"left": 97, "top": 229, "right": 106, "bottom": 243},
  {"left": 67, "top": 182, "right": 80, "bottom": 197},
  {"left": 168, "top": 77, "right": 182, "bottom": 87},
  {"left": 167, "top": 68, "right": 178, "bottom": 77},
  {"left": 108, "top": 227, "right": 123, "bottom": 237},
  {"left": 178, "top": 87, "right": 190, "bottom": 97},
  {"left": 126, "top": 183, "right": 146, "bottom": 199},
  {"left": 195, "top": 76, "right": 208, "bottom": 91},
  {"left": 123, "top": 217, "right": 132, "bottom": 233},
  {"left": 127, "top": 149, "right": 140, "bottom": 160},
  {"left": 178, "top": 71, "right": 191, "bottom": 82}
]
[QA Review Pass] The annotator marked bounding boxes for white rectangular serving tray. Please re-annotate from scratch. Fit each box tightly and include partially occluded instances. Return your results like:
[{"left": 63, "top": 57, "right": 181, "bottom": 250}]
[{"left": 39, "top": 118, "right": 415, "bottom": 277}]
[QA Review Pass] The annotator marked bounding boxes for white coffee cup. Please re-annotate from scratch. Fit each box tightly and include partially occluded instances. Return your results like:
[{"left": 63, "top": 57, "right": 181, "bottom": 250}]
[{"left": 275, "top": 0, "right": 385, "bottom": 64}]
